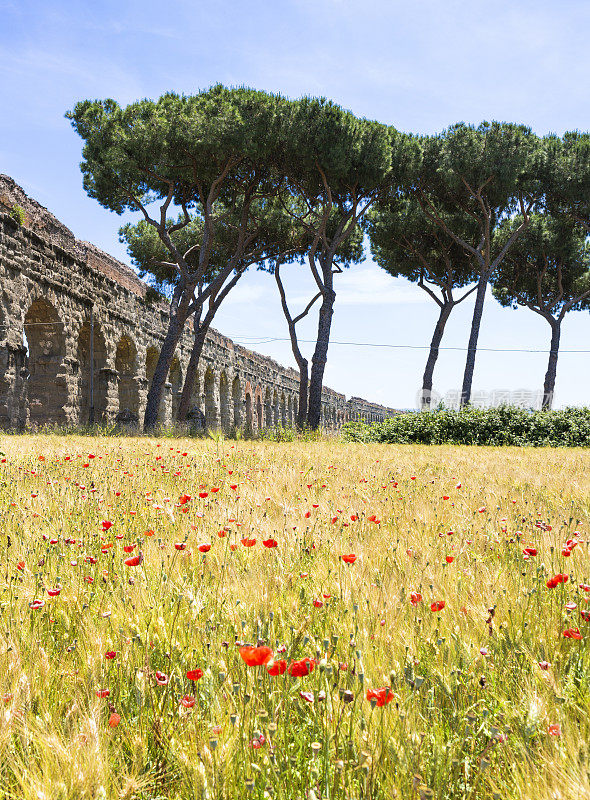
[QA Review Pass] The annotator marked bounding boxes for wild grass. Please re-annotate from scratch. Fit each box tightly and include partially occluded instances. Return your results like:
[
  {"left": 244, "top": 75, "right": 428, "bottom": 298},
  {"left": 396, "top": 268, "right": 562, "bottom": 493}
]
[{"left": 0, "top": 436, "right": 588, "bottom": 799}]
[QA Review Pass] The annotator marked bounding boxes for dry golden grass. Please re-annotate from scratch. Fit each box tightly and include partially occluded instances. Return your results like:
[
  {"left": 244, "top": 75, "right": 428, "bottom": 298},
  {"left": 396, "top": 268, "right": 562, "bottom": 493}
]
[{"left": 0, "top": 435, "right": 589, "bottom": 800}]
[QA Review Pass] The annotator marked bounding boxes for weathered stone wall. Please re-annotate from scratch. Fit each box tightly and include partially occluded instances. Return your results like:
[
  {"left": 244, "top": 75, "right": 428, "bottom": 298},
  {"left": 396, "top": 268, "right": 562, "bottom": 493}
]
[{"left": 0, "top": 175, "right": 396, "bottom": 431}]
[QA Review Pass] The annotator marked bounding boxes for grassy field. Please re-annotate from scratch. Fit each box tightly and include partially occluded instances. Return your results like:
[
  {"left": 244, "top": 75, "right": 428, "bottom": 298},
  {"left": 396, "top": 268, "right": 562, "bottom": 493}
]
[{"left": 0, "top": 436, "right": 589, "bottom": 800}]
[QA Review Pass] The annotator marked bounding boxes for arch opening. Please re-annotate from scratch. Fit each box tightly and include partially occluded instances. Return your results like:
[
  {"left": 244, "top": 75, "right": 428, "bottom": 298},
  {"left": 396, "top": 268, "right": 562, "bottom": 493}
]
[
  {"left": 219, "top": 372, "right": 230, "bottom": 431},
  {"left": 232, "top": 376, "right": 241, "bottom": 428},
  {"left": 115, "top": 335, "right": 139, "bottom": 424},
  {"left": 204, "top": 367, "right": 216, "bottom": 429},
  {"left": 24, "top": 299, "right": 67, "bottom": 426}
]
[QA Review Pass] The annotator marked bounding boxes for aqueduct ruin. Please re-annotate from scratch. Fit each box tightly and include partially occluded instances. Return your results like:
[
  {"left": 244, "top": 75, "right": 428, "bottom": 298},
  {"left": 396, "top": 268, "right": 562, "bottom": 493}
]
[{"left": 0, "top": 175, "right": 395, "bottom": 431}]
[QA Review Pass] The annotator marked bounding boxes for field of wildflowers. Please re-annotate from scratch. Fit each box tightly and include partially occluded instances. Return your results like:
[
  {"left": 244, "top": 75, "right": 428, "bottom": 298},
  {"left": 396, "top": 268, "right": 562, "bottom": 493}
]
[{"left": 0, "top": 436, "right": 589, "bottom": 800}]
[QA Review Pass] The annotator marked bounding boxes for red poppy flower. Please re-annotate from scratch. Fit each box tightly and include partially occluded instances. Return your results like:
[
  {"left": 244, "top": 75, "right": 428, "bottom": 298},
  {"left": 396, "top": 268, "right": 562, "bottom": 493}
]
[
  {"left": 263, "top": 538, "right": 278, "bottom": 548},
  {"left": 186, "top": 668, "right": 204, "bottom": 681},
  {"left": 101, "top": 521, "right": 113, "bottom": 531},
  {"left": 29, "top": 599, "right": 44, "bottom": 610},
  {"left": 47, "top": 588, "right": 61, "bottom": 597},
  {"left": 178, "top": 494, "right": 191, "bottom": 505},
  {"left": 155, "top": 671, "right": 169, "bottom": 685},
  {"left": 96, "top": 689, "right": 110, "bottom": 698},
  {"left": 548, "top": 723, "right": 561, "bottom": 736},
  {"left": 124, "top": 554, "right": 142, "bottom": 567},
  {"left": 523, "top": 546, "right": 537, "bottom": 556},
  {"left": 239, "top": 646, "right": 273, "bottom": 666},
  {"left": 547, "top": 573, "right": 569, "bottom": 588},
  {"left": 108, "top": 712, "right": 121, "bottom": 727},
  {"left": 198, "top": 544, "right": 211, "bottom": 553},
  {"left": 304, "top": 511, "right": 311, "bottom": 519},
  {"left": 410, "top": 592, "right": 422, "bottom": 606},
  {"left": 241, "top": 538, "right": 256, "bottom": 547},
  {"left": 445, "top": 556, "right": 454, "bottom": 564},
  {"left": 267, "top": 659, "right": 287, "bottom": 676},
  {"left": 104, "top": 651, "right": 116, "bottom": 660},
  {"left": 313, "top": 599, "right": 323, "bottom": 608},
  {"left": 431, "top": 600, "right": 445, "bottom": 612},
  {"left": 174, "top": 543, "right": 187, "bottom": 551},
  {"left": 199, "top": 492, "right": 208, "bottom": 499},
  {"left": 180, "top": 695, "right": 195, "bottom": 708},
  {"left": 300, "top": 691, "right": 314, "bottom": 702},
  {"left": 342, "top": 554, "right": 357, "bottom": 564},
  {"left": 288, "top": 658, "right": 316, "bottom": 677},
  {"left": 366, "top": 687, "right": 393, "bottom": 707},
  {"left": 123, "top": 544, "right": 136, "bottom": 553},
  {"left": 563, "top": 628, "right": 582, "bottom": 639}
]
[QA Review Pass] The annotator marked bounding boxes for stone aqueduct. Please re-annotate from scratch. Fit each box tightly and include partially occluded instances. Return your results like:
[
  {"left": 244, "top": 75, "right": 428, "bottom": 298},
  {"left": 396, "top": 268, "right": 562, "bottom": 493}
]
[{"left": 0, "top": 175, "right": 395, "bottom": 431}]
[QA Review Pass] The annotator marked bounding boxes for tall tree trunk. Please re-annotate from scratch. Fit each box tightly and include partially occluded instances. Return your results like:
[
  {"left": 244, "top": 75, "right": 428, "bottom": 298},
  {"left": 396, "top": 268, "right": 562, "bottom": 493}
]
[
  {"left": 307, "top": 279, "right": 335, "bottom": 430},
  {"left": 296, "top": 359, "right": 308, "bottom": 429},
  {"left": 460, "top": 272, "right": 489, "bottom": 407},
  {"left": 144, "top": 288, "right": 191, "bottom": 432},
  {"left": 177, "top": 323, "right": 208, "bottom": 423},
  {"left": 421, "top": 303, "right": 453, "bottom": 410},
  {"left": 420, "top": 303, "right": 454, "bottom": 411},
  {"left": 542, "top": 320, "right": 561, "bottom": 410}
]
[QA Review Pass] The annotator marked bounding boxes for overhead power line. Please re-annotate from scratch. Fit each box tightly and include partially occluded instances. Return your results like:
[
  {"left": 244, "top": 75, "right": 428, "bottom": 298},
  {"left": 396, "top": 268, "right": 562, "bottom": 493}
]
[
  {"left": 3, "top": 324, "right": 590, "bottom": 354},
  {"left": 230, "top": 335, "right": 590, "bottom": 354}
]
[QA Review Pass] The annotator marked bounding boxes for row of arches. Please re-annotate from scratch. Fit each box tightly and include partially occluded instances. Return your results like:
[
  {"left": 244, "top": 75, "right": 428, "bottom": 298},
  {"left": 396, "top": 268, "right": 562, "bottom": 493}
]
[
  {"left": 1, "top": 296, "right": 376, "bottom": 430},
  {"left": 6, "top": 297, "right": 346, "bottom": 429}
]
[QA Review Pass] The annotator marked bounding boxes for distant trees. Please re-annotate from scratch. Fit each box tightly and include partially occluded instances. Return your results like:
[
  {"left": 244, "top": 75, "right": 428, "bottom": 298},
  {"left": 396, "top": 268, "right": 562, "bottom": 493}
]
[
  {"left": 68, "top": 86, "right": 290, "bottom": 431},
  {"left": 415, "top": 123, "right": 542, "bottom": 406},
  {"left": 68, "top": 83, "right": 590, "bottom": 422},
  {"left": 272, "top": 217, "right": 364, "bottom": 428},
  {"left": 366, "top": 196, "right": 478, "bottom": 408},
  {"left": 120, "top": 200, "right": 295, "bottom": 422},
  {"left": 275, "top": 100, "right": 416, "bottom": 428},
  {"left": 492, "top": 214, "right": 590, "bottom": 409}
]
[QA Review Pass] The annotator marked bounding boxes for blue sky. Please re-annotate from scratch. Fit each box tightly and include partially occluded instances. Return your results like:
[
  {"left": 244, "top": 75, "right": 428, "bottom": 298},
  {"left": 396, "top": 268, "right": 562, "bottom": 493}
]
[{"left": 2, "top": 0, "right": 590, "bottom": 408}]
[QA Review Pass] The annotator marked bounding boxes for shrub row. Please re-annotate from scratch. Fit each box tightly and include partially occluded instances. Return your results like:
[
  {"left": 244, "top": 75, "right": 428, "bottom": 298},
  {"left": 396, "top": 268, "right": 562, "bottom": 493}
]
[{"left": 341, "top": 405, "right": 590, "bottom": 447}]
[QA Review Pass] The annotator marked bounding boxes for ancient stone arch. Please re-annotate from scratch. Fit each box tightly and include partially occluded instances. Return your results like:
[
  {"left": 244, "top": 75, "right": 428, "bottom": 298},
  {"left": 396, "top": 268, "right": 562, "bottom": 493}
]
[
  {"left": 256, "top": 387, "right": 263, "bottom": 431},
  {"left": 203, "top": 366, "right": 218, "bottom": 429},
  {"left": 245, "top": 386, "right": 253, "bottom": 431},
  {"left": 115, "top": 334, "right": 139, "bottom": 425},
  {"left": 219, "top": 371, "right": 231, "bottom": 431},
  {"left": 23, "top": 297, "right": 68, "bottom": 427},
  {"left": 76, "top": 316, "right": 109, "bottom": 424},
  {"left": 232, "top": 375, "right": 242, "bottom": 429}
]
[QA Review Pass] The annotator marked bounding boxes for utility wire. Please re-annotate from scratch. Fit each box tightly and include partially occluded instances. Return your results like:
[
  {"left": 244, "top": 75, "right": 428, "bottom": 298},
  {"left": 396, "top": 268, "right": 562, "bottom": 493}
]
[
  {"left": 4, "top": 324, "right": 590, "bottom": 354},
  {"left": 229, "top": 336, "right": 590, "bottom": 354}
]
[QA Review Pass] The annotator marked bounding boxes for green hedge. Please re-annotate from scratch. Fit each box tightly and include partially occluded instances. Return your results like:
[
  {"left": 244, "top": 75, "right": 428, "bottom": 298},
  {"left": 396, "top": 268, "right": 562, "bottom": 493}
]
[{"left": 341, "top": 405, "right": 590, "bottom": 447}]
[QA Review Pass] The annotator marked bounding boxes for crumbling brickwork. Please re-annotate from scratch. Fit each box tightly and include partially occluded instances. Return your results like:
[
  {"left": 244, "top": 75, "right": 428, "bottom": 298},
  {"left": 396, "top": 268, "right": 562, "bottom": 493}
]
[{"left": 0, "top": 175, "right": 395, "bottom": 431}]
